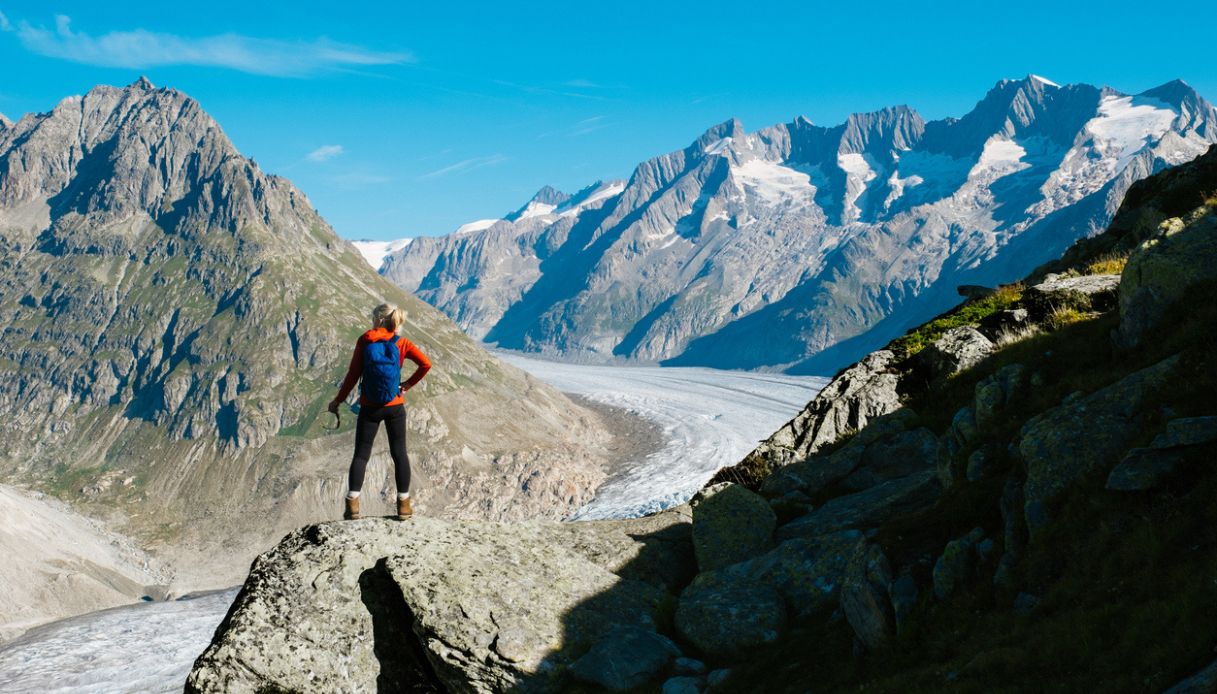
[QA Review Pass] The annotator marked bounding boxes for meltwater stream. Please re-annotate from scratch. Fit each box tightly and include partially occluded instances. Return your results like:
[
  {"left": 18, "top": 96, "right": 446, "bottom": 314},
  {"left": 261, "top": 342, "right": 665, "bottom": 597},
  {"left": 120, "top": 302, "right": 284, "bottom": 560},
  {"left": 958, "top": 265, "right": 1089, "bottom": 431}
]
[{"left": 0, "top": 358, "right": 825, "bottom": 693}]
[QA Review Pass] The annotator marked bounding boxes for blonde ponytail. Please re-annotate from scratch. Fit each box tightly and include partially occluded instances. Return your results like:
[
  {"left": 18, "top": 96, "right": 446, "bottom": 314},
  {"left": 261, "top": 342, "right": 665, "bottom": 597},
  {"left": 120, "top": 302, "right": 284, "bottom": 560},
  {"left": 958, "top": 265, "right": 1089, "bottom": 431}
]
[{"left": 371, "top": 303, "right": 407, "bottom": 334}]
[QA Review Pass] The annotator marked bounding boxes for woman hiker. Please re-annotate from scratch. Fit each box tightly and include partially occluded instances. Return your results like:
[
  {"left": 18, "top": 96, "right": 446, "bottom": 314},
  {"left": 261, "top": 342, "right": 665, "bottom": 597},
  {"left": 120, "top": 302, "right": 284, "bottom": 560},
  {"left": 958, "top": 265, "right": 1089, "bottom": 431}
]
[{"left": 328, "top": 303, "right": 431, "bottom": 521}]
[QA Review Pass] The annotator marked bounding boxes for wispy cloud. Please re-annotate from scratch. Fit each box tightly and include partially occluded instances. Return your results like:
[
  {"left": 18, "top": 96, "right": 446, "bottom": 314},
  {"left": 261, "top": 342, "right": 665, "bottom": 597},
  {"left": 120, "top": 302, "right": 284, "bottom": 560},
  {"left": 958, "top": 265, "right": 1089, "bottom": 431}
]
[
  {"left": 420, "top": 154, "right": 507, "bottom": 179},
  {"left": 493, "top": 79, "right": 610, "bottom": 102},
  {"left": 536, "top": 115, "right": 613, "bottom": 140},
  {"left": 564, "top": 78, "right": 601, "bottom": 89},
  {"left": 307, "top": 144, "right": 344, "bottom": 162},
  {"left": 8, "top": 15, "right": 412, "bottom": 77},
  {"left": 569, "top": 115, "right": 609, "bottom": 136}
]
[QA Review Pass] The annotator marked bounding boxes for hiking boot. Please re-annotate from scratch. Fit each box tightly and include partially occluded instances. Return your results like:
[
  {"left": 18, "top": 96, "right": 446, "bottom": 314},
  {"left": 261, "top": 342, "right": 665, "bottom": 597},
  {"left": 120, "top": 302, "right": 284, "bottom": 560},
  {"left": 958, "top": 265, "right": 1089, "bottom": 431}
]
[
  {"left": 397, "top": 496, "right": 413, "bottom": 520},
  {"left": 344, "top": 496, "right": 361, "bottom": 520}
]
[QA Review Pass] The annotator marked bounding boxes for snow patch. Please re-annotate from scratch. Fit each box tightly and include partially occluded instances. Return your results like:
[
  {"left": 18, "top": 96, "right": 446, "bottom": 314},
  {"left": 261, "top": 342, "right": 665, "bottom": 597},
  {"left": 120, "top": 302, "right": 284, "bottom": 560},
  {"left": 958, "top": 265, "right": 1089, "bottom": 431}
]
[
  {"left": 558, "top": 181, "right": 626, "bottom": 216},
  {"left": 838, "top": 152, "right": 879, "bottom": 221},
  {"left": 731, "top": 158, "right": 815, "bottom": 207},
  {"left": 514, "top": 201, "right": 557, "bottom": 220},
  {"left": 966, "top": 136, "right": 1030, "bottom": 185},
  {"left": 1086, "top": 95, "right": 1178, "bottom": 170},
  {"left": 454, "top": 218, "right": 500, "bottom": 235},
  {"left": 1029, "top": 74, "right": 1060, "bottom": 88},
  {"left": 703, "top": 137, "right": 734, "bottom": 155},
  {"left": 351, "top": 238, "right": 412, "bottom": 270}
]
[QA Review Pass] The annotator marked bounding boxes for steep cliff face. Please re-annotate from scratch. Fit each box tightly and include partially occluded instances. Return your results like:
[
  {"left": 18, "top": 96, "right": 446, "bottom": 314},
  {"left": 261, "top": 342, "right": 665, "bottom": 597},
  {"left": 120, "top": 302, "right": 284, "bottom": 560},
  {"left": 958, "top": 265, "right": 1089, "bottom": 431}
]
[
  {"left": 0, "top": 79, "right": 613, "bottom": 592},
  {"left": 195, "top": 145, "right": 1217, "bottom": 693},
  {"left": 385, "top": 77, "right": 1217, "bottom": 372}
]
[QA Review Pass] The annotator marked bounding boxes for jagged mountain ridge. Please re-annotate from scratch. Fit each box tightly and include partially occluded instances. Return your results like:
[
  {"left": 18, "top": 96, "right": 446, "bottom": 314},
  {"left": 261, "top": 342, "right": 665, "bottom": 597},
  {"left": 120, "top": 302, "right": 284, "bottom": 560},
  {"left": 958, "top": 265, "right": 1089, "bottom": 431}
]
[
  {"left": 383, "top": 76, "right": 1217, "bottom": 372},
  {"left": 0, "top": 79, "right": 614, "bottom": 597}
]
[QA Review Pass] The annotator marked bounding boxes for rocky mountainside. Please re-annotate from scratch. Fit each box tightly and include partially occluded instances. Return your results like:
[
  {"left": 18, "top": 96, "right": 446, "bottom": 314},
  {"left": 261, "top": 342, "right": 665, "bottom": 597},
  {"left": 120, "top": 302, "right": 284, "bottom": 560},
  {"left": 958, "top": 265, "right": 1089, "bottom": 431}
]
[
  {"left": 0, "top": 79, "right": 616, "bottom": 612},
  {"left": 384, "top": 76, "right": 1217, "bottom": 373},
  {"left": 191, "top": 145, "right": 1217, "bottom": 692}
]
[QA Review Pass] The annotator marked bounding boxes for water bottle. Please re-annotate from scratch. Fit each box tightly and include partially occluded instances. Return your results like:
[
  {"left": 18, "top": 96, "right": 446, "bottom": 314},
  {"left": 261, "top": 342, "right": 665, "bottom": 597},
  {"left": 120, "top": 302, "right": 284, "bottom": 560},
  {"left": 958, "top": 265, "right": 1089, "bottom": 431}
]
[{"left": 349, "top": 403, "right": 361, "bottom": 415}]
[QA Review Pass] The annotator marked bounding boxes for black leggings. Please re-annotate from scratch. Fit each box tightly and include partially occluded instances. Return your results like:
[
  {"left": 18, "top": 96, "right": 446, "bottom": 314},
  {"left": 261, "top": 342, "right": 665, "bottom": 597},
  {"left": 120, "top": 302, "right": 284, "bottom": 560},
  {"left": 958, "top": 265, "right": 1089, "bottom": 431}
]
[{"left": 347, "top": 404, "right": 411, "bottom": 494}]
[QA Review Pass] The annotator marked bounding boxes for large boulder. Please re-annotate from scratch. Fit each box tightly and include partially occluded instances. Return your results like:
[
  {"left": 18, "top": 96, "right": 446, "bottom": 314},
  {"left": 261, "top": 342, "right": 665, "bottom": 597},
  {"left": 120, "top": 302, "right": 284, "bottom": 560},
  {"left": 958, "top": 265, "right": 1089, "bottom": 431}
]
[
  {"left": 842, "top": 428, "right": 939, "bottom": 491},
  {"left": 916, "top": 326, "right": 995, "bottom": 378},
  {"left": 690, "top": 484, "right": 776, "bottom": 572},
  {"left": 932, "top": 527, "right": 985, "bottom": 600},
  {"left": 1023, "top": 273, "right": 1121, "bottom": 317},
  {"left": 974, "top": 363, "right": 1028, "bottom": 429},
  {"left": 938, "top": 406, "right": 979, "bottom": 487},
  {"left": 776, "top": 471, "right": 941, "bottom": 541},
  {"left": 1153, "top": 416, "right": 1217, "bottom": 448},
  {"left": 840, "top": 543, "right": 895, "bottom": 651},
  {"left": 1117, "top": 211, "right": 1217, "bottom": 348},
  {"left": 699, "top": 530, "right": 867, "bottom": 620},
  {"left": 675, "top": 579, "right": 785, "bottom": 658},
  {"left": 1018, "top": 356, "right": 1178, "bottom": 536},
  {"left": 187, "top": 510, "right": 691, "bottom": 694},
  {"left": 568, "top": 626, "right": 681, "bottom": 691}
]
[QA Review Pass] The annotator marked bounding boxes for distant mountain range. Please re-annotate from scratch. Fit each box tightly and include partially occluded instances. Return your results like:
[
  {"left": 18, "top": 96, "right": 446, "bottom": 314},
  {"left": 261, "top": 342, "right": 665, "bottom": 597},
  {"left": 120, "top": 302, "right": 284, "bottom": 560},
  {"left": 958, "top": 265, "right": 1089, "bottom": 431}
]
[{"left": 382, "top": 76, "right": 1217, "bottom": 372}]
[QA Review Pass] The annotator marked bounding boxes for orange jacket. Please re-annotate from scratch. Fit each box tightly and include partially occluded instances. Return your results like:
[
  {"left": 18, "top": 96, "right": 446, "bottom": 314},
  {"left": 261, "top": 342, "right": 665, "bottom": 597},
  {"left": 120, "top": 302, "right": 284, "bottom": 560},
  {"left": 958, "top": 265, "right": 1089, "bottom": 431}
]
[{"left": 336, "top": 327, "right": 431, "bottom": 407}]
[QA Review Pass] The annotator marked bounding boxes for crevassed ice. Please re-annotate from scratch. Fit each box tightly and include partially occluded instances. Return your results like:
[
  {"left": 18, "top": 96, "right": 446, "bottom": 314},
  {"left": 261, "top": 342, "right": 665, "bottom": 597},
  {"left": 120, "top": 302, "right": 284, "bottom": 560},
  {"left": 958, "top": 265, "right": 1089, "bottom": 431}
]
[
  {"left": 838, "top": 152, "right": 879, "bottom": 221},
  {"left": 496, "top": 353, "right": 827, "bottom": 519},
  {"left": 0, "top": 589, "right": 239, "bottom": 694},
  {"left": 1087, "top": 95, "right": 1178, "bottom": 169},
  {"left": 732, "top": 158, "right": 816, "bottom": 207}
]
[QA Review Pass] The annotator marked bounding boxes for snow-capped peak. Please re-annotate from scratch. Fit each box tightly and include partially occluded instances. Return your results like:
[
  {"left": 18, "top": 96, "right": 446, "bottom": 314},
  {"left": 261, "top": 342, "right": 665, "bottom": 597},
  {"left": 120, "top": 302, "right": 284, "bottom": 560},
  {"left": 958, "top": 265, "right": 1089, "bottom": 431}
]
[
  {"left": 1029, "top": 74, "right": 1061, "bottom": 88},
  {"left": 352, "top": 238, "right": 412, "bottom": 271},
  {"left": 454, "top": 219, "right": 501, "bottom": 235}
]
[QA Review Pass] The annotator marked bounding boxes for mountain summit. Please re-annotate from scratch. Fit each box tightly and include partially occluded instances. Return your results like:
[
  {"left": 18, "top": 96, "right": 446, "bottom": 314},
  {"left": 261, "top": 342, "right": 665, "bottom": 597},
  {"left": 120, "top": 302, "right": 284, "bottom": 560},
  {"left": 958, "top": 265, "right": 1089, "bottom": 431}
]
[{"left": 384, "top": 77, "right": 1217, "bottom": 372}]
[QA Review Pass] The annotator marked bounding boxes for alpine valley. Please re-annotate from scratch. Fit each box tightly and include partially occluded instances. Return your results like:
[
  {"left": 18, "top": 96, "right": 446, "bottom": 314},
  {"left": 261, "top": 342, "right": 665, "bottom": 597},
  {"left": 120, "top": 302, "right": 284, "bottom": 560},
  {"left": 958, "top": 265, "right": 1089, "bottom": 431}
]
[
  {"left": 0, "top": 79, "right": 621, "bottom": 637},
  {"left": 383, "top": 76, "right": 1217, "bottom": 372}
]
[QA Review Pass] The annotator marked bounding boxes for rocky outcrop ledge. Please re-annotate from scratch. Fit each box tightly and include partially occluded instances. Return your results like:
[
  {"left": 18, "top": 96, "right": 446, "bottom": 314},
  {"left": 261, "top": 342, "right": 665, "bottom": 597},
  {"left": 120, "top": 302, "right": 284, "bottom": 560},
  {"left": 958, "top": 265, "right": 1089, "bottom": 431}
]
[{"left": 187, "top": 510, "right": 695, "bottom": 693}]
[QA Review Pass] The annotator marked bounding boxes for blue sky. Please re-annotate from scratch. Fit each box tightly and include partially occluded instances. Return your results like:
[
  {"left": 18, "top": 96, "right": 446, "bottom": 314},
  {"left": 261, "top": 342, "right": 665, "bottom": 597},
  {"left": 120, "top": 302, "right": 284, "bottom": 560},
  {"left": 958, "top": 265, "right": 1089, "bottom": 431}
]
[{"left": 2, "top": 1, "right": 1212, "bottom": 240}]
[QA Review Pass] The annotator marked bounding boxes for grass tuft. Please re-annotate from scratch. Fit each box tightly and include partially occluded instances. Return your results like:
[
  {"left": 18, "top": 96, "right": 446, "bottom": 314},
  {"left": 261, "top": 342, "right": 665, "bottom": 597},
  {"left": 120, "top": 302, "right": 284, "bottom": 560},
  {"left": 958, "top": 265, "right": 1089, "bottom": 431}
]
[
  {"left": 889, "top": 284, "right": 1024, "bottom": 360},
  {"left": 1083, "top": 252, "right": 1129, "bottom": 276}
]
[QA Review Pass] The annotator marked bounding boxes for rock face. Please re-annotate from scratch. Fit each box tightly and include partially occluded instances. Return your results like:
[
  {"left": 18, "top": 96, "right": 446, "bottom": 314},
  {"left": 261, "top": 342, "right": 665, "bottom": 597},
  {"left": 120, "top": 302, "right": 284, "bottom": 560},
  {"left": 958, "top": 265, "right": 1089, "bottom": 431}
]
[
  {"left": 385, "top": 78, "right": 1217, "bottom": 373},
  {"left": 1019, "top": 356, "right": 1178, "bottom": 534},
  {"left": 0, "top": 80, "right": 615, "bottom": 596},
  {"left": 187, "top": 509, "right": 694, "bottom": 693},
  {"left": 719, "top": 349, "right": 902, "bottom": 485},
  {"left": 1118, "top": 211, "right": 1217, "bottom": 347},
  {"left": 776, "top": 471, "right": 941, "bottom": 541}
]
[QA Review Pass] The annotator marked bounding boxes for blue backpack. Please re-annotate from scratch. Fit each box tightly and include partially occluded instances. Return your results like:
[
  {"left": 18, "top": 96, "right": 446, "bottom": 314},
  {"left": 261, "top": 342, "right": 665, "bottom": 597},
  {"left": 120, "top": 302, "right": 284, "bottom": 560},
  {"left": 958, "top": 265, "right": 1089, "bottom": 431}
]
[{"left": 361, "top": 335, "right": 402, "bottom": 405}]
